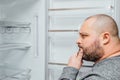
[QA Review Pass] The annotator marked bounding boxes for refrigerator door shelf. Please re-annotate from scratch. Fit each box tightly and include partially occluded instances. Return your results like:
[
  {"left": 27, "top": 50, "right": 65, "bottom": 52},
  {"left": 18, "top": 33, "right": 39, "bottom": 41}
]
[
  {"left": 0, "top": 21, "right": 31, "bottom": 33},
  {"left": 0, "top": 43, "right": 31, "bottom": 51},
  {"left": 0, "top": 27, "right": 31, "bottom": 34},
  {"left": 0, "top": 21, "right": 31, "bottom": 28}
]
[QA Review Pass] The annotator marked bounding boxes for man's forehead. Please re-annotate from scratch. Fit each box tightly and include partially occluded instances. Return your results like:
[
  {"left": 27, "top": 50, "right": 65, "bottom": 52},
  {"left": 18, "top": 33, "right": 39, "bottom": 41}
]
[{"left": 79, "top": 25, "right": 97, "bottom": 35}]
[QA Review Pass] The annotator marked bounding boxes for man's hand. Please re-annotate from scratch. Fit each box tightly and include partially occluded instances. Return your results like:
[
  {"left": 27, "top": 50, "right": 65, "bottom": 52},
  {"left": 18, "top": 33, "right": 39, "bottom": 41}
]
[{"left": 68, "top": 49, "right": 83, "bottom": 69}]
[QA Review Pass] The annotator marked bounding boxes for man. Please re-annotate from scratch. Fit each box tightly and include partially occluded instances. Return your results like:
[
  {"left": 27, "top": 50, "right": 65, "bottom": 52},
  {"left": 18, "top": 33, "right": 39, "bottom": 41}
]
[{"left": 59, "top": 14, "right": 120, "bottom": 80}]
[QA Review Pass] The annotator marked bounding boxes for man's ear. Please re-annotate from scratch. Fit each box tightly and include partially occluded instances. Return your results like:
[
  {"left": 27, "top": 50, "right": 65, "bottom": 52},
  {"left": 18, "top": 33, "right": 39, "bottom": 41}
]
[{"left": 100, "top": 32, "right": 110, "bottom": 45}]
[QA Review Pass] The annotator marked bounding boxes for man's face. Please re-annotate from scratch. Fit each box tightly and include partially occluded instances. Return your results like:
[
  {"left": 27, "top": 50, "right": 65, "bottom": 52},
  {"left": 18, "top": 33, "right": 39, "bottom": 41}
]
[
  {"left": 79, "top": 39, "right": 104, "bottom": 62},
  {"left": 77, "top": 21, "right": 104, "bottom": 62}
]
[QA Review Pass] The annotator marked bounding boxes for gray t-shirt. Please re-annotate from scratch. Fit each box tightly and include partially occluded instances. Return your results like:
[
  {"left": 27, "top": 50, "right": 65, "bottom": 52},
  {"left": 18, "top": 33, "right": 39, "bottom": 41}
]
[{"left": 59, "top": 56, "right": 120, "bottom": 80}]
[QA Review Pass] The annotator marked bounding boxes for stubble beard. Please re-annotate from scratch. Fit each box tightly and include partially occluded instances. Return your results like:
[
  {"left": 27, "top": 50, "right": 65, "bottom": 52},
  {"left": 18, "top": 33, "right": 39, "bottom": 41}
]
[{"left": 81, "top": 40, "right": 104, "bottom": 62}]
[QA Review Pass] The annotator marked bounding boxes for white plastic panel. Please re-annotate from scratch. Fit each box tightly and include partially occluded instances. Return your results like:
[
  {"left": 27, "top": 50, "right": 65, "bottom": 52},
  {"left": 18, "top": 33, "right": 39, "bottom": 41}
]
[
  {"left": 48, "top": 32, "right": 78, "bottom": 63},
  {"left": 0, "top": 0, "right": 46, "bottom": 80},
  {"left": 0, "top": 66, "right": 31, "bottom": 80},
  {"left": 49, "top": 11, "right": 114, "bottom": 30},
  {"left": 49, "top": 0, "right": 114, "bottom": 9},
  {"left": 49, "top": 8, "right": 114, "bottom": 17},
  {"left": 49, "top": 16, "right": 85, "bottom": 30}
]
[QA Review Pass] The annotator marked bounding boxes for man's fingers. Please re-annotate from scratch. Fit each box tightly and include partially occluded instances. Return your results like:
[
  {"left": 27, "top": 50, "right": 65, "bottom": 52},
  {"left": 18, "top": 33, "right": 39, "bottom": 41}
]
[{"left": 77, "top": 49, "right": 83, "bottom": 59}]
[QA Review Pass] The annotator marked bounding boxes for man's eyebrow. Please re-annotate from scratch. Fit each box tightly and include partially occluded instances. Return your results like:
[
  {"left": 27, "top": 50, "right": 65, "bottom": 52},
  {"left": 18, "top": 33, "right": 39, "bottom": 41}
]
[{"left": 79, "top": 32, "right": 89, "bottom": 35}]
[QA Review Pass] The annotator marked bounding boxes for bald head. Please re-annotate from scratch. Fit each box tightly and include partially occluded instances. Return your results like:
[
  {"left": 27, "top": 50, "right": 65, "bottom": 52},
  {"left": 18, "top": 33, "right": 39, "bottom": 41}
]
[{"left": 84, "top": 14, "right": 119, "bottom": 37}]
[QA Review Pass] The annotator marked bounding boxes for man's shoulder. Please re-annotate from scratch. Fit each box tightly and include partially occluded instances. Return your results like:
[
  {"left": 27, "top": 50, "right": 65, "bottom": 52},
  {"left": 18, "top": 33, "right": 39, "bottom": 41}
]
[
  {"left": 95, "top": 55, "right": 120, "bottom": 66},
  {"left": 94, "top": 56, "right": 120, "bottom": 69},
  {"left": 92, "top": 56, "right": 120, "bottom": 78}
]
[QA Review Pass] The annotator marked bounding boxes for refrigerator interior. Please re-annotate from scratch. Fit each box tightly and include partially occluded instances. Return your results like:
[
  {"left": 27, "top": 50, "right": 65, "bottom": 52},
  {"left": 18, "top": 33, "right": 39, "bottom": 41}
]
[
  {"left": 0, "top": 0, "right": 46, "bottom": 80},
  {"left": 46, "top": 0, "right": 120, "bottom": 80}
]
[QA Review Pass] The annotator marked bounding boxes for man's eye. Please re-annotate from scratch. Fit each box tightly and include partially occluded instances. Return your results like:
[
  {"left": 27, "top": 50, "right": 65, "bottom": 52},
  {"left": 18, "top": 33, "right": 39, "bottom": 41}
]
[{"left": 81, "top": 35, "right": 87, "bottom": 38}]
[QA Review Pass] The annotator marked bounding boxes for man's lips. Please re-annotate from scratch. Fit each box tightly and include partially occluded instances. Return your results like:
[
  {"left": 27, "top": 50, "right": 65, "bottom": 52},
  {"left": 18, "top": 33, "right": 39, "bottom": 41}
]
[{"left": 78, "top": 45, "right": 83, "bottom": 49}]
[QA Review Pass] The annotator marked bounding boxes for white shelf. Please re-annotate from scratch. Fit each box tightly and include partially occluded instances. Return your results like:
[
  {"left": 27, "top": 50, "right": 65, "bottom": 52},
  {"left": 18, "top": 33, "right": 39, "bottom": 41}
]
[
  {"left": 49, "top": 0, "right": 114, "bottom": 9},
  {"left": 0, "top": 43, "right": 31, "bottom": 51},
  {"left": 0, "top": 21, "right": 30, "bottom": 27},
  {"left": 49, "top": 9, "right": 114, "bottom": 16}
]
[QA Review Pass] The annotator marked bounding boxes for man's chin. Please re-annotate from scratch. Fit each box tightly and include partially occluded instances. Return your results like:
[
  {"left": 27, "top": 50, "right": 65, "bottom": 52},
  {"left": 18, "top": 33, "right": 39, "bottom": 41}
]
[{"left": 82, "top": 56, "right": 98, "bottom": 62}]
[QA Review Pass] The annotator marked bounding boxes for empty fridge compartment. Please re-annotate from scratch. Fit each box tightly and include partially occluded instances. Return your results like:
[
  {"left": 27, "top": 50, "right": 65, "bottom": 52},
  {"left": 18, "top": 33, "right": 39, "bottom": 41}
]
[
  {"left": 48, "top": 65, "right": 64, "bottom": 80},
  {"left": 48, "top": 32, "right": 78, "bottom": 63},
  {"left": 48, "top": 64, "right": 93, "bottom": 80},
  {"left": 0, "top": 66, "right": 31, "bottom": 80},
  {"left": 49, "top": 16, "right": 84, "bottom": 30},
  {"left": 49, "top": 8, "right": 114, "bottom": 17}
]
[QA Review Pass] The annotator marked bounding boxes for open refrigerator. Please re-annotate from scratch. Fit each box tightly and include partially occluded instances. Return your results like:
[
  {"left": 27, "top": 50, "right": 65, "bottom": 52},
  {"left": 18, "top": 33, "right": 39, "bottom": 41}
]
[
  {"left": 0, "top": 0, "right": 120, "bottom": 80},
  {"left": 46, "top": 0, "right": 120, "bottom": 80}
]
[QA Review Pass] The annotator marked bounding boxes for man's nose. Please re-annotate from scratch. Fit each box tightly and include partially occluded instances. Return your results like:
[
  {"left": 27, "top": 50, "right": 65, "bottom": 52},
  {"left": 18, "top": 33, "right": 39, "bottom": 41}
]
[{"left": 76, "top": 37, "right": 82, "bottom": 44}]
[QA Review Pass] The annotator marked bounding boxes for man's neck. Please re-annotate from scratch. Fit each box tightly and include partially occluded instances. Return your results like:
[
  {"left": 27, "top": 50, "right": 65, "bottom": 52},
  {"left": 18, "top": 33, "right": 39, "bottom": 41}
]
[{"left": 96, "top": 40, "right": 120, "bottom": 63}]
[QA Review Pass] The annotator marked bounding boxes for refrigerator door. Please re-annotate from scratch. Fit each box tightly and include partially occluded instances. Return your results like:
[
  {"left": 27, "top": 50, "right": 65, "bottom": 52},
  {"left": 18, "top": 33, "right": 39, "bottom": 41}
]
[{"left": 0, "top": 0, "right": 46, "bottom": 80}]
